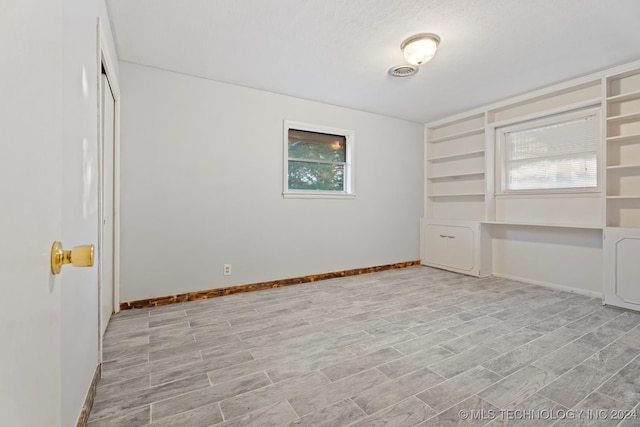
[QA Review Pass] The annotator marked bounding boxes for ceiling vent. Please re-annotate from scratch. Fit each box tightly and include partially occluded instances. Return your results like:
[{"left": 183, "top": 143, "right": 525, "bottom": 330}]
[{"left": 388, "top": 64, "right": 418, "bottom": 77}]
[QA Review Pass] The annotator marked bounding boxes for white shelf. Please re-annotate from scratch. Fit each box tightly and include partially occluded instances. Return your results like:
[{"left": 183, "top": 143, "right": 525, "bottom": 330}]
[
  {"left": 428, "top": 192, "right": 485, "bottom": 198},
  {"left": 607, "top": 89, "right": 640, "bottom": 103},
  {"left": 482, "top": 221, "right": 603, "bottom": 230},
  {"left": 607, "top": 111, "right": 640, "bottom": 123},
  {"left": 607, "top": 195, "right": 640, "bottom": 200},
  {"left": 427, "top": 171, "right": 485, "bottom": 180},
  {"left": 606, "top": 133, "right": 640, "bottom": 143},
  {"left": 429, "top": 127, "right": 484, "bottom": 144},
  {"left": 428, "top": 150, "right": 485, "bottom": 162},
  {"left": 607, "top": 164, "right": 640, "bottom": 171}
]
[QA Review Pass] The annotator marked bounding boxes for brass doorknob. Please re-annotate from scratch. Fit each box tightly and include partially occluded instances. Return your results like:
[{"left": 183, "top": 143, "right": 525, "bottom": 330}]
[{"left": 50, "top": 241, "right": 94, "bottom": 275}]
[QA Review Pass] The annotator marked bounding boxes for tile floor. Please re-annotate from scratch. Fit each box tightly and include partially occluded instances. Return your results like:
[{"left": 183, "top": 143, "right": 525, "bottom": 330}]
[{"left": 88, "top": 266, "right": 640, "bottom": 426}]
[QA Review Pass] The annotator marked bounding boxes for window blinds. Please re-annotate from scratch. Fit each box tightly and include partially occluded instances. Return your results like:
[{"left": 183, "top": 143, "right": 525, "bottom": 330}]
[{"left": 504, "top": 114, "right": 598, "bottom": 191}]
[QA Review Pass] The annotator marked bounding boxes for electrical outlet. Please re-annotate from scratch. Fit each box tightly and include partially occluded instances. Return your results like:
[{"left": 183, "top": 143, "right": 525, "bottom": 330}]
[{"left": 223, "top": 264, "right": 232, "bottom": 276}]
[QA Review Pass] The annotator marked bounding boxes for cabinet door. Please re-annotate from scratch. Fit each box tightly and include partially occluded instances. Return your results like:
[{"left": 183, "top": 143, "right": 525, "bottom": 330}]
[
  {"left": 423, "top": 225, "right": 451, "bottom": 268},
  {"left": 604, "top": 228, "right": 640, "bottom": 311},
  {"left": 446, "top": 226, "right": 474, "bottom": 271}
]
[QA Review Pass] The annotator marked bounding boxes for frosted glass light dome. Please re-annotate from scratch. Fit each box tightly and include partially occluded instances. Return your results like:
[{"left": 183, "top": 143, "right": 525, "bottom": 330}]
[{"left": 401, "top": 33, "right": 440, "bottom": 66}]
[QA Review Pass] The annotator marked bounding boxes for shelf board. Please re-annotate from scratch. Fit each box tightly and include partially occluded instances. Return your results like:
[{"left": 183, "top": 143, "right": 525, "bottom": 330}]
[
  {"left": 427, "top": 171, "right": 485, "bottom": 180},
  {"left": 606, "top": 133, "right": 640, "bottom": 143},
  {"left": 606, "top": 111, "right": 640, "bottom": 123},
  {"left": 428, "top": 149, "right": 485, "bottom": 162},
  {"left": 428, "top": 127, "right": 484, "bottom": 144},
  {"left": 428, "top": 192, "right": 485, "bottom": 198},
  {"left": 606, "top": 164, "right": 640, "bottom": 171},
  {"left": 607, "top": 89, "right": 640, "bottom": 103},
  {"left": 607, "top": 195, "right": 640, "bottom": 199},
  {"left": 482, "top": 221, "right": 602, "bottom": 230}
]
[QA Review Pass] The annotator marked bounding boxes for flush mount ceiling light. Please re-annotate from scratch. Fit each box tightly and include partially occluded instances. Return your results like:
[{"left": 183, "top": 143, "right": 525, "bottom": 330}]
[{"left": 401, "top": 33, "right": 440, "bottom": 66}]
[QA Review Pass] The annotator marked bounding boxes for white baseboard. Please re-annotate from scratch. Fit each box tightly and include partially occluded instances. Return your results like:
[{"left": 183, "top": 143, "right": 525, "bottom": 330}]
[{"left": 491, "top": 272, "right": 603, "bottom": 299}]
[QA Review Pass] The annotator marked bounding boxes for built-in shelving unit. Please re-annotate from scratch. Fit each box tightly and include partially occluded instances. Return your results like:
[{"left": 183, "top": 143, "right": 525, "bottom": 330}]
[
  {"left": 425, "top": 113, "right": 486, "bottom": 222},
  {"left": 421, "top": 59, "right": 640, "bottom": 307},
  {"left": 605, "top": 69, "right": 640, "bottom": 228}
]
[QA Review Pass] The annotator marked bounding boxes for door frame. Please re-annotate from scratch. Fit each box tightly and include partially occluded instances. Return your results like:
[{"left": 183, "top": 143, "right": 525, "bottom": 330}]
[{"left": 97, "top": 19, "right": 121, "bottom": 363}]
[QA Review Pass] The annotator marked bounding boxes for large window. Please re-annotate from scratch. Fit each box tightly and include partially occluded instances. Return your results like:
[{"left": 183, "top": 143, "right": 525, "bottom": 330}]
[
  {"left": 497, "top": 108, "right": 600, "bottom": 194},
  {"left": 283, "top": 121, "right": 354, "bottom": 198}
]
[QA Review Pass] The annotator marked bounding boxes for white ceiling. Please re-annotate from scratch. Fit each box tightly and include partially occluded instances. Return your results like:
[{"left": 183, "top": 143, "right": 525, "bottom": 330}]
[{"left": 106, "top": 0, "right": 640, "bottom": 123}]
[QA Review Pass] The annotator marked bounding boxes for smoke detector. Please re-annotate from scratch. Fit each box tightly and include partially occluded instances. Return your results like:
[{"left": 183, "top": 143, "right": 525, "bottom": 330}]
[{"left": 388, "top": 64, "right": 418, "bottom": 77}]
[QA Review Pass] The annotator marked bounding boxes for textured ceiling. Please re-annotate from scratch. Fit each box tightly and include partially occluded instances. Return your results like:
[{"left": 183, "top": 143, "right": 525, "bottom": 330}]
[{"left": 106, "top": 0, "right": 640, "bottom": 123}]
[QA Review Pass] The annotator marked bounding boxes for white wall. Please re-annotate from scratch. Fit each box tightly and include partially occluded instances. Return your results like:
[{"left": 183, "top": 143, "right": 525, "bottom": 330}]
[
  {"left": 61, "top": 1, "right": 118, "bottom": 425},
  {"left": 490, "top": 226, "right": 603, "bottom": 296},
  {"left": 119, "top": 62, "right": 424, "bottom": 301}
]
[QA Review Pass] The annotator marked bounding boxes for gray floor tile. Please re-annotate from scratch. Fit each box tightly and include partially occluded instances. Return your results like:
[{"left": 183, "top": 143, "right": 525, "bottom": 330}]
[
  {"left": 87, "top": 406, "right": 150, "bottom": 427},
  {"left": 489, "top": 393, "right": 567, "bottom": 427},
  {"left": 377, "top": 346, "right": 455, "bottom": 379},
  {"left": 91, "top": 267, "right": 640, "bottom": 426},
  {"left": 350, "top": 396, "right": 437, "bottom": 427},
  {"left": 478, "top": 365, "right": 554, "bottom": 408},
  {"left": 151, "top": 371, "right": 271, "bottom": 421},
  {"left": 393, "top": 330, "right": 458, "bottom": 356},
  {"left": 352, "top": 367, "right": 445, "bottom": 415},
  {"left": 288, "top": 369, "right": 388, "bottom": 417},
  {"left": 582, "top": 342, "right": 640, "bottom": 373},
  {"left": 218, "top": 401, "right": 298, "bottom": 427},
  {"left": 149, "top": 402, "right": 222, "bottom": 427},
  {"left": 597, "top": 358, "right": 640, "bottom": 407},
  {"left": 574, "top": 326, "right": 625, "bottom": 351},
  {"left": 90, "top": 374, "right": 210, "bottom": 422},
  {"left": 429, "top": 345, "right": 500, "bottom": 378},
  {"left": 288, "top": 399, "right": 366, "bottom": 427},
  {"left": 421, "top": 395, "right": 499, "bottom": 427},
  {"left": 532, "top": 343, "right": 596, "bottom": 379},
  {"left": 321, "top": 347, "right": 403, "bottom": 381},
  {"left": 538, "top": 364, "right": 611, "bottom": 408},
  {"left": 417, "top": 366, "right": 502, "bottom": 413},
  {"left": 482, "top": 344, "right": 547, "bottom": 377},
  {"left": 220, "top": 371, "right": 330, "bottom": 420}
]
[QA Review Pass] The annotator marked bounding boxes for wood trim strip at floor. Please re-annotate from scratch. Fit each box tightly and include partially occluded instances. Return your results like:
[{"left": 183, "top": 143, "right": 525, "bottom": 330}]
[
  {"left": 76, "top": 364, "right": 100, "bottom": 427},
  {"left": 120, "top": 260, "right": 421, "bottom": 310}
]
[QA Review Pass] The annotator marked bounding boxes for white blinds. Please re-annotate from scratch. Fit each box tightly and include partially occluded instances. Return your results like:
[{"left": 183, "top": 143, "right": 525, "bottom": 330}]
[{"left": 504, "top": 114, "right": 598, "bottom": 191}]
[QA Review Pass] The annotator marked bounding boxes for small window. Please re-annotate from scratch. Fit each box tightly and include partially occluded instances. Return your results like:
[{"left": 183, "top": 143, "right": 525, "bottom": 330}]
[
  {"left": 283, "top": 121, "right": 355, "bottom": 198},
  {"left": 497, "top": 108, "right": 601, "bottom": 194}
]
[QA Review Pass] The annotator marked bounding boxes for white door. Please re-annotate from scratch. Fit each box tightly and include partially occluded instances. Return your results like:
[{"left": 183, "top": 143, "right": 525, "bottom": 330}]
[
  {"left": 100, "top": 73, "right": 115, "bottom": 337},
  {"left": 603, "top": 227, "right": 640, "bottom": 311},
  {"left": 0, "top": 1, "right": 63, "bottom": 425}
]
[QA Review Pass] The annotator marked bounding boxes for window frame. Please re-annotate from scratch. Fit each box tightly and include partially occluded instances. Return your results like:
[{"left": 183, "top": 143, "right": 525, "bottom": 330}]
[
  {"left": 283, "top": 120, "right": 355, "bottom": 199},
  {"left": 495, "top": 107, "right": 602, "bottom": 196}
]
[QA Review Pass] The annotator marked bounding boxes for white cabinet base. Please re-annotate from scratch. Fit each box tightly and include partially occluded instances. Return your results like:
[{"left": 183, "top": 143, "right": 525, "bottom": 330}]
[
  {"left": 603, "top": 227, "right": 640, "bottom": 311},
  {"left": 421, "top": 220, "right": 482, "bottom": 276}
]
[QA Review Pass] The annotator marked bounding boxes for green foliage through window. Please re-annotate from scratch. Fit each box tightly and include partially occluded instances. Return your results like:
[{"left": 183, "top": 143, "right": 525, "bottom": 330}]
[{"left": 287, "top": 129, "right": 347, "bottom": 191}]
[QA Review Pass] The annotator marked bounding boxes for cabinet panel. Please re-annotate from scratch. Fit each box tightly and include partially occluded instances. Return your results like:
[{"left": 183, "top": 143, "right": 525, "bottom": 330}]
[
  {"left": 604, "top": 228, "right": 640, "bottom": 311},
  {"left": 447, "top": 227, "right": 474, "bottom": 271},
  {"left": 423, "top": 225, "right": 452, "bottom": 268},
  {"left": 422, "top": 223, "right": 477, "bottom": 274}
]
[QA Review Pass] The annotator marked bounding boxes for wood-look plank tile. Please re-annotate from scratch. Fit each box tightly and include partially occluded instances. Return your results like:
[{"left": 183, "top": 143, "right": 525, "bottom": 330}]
[
  {"left": 288, "top": 369, "right": 388, "bottom": 417},
  {"left": 287, "top": 399, "right": 366, "bottom": 427},
  {"left": 352, "top": 367, "right": 444, "bottom": 415},
  {"left": 350, "top": 396, "right": 436, "bottom": 427},
  {"left": 151, "top": 371, "right": 271, "bottom": 421}
]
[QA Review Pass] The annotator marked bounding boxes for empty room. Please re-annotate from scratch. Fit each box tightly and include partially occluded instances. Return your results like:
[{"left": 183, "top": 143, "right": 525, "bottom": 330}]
[{"left": 5, "top": 1, "right": 640, "bottom": 426}]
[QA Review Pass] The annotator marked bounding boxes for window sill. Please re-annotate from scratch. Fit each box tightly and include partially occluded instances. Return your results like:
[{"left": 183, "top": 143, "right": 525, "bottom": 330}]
[{"left": 282, "top": 192, "right": 356, "bottom": 200}]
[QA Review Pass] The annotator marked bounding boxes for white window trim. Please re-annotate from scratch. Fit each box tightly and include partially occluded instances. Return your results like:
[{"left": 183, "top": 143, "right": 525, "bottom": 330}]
[
  {"left": 283, "top": 120, "right": 356, "bottom": 199},
  {"left": 495, "top": 106, "right": 602, "bottom": 196}
]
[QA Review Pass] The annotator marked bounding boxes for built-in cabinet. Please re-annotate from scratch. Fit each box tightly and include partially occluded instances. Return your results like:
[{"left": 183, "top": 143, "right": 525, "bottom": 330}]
[
  {"left": 421, "top": 222, "right": 478, "bottom": 275},
  {"left": 603, "top": 228, "right": 640, "bottom": 311},
  {"left": 421, "top": 59, "right": 640, "bottom": 311}
]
